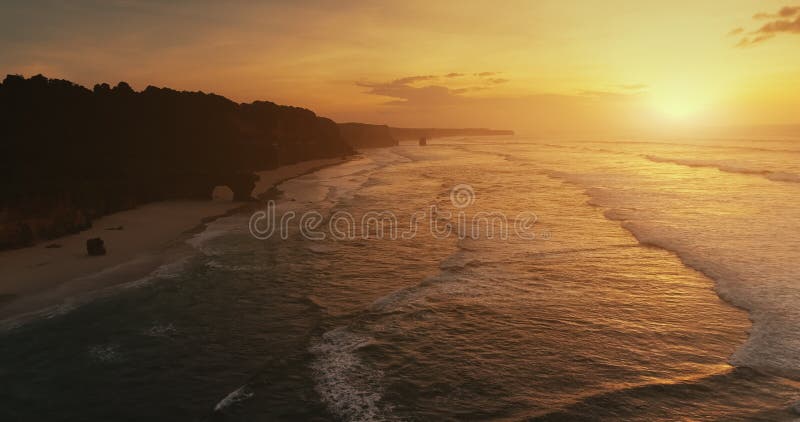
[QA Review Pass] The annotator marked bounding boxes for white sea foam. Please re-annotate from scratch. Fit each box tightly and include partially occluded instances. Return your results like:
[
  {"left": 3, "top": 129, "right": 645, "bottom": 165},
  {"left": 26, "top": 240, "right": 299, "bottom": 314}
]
[
  {"left": 186, "top": 225, "right": 236, "bottom": 256},
  {"left": 213, "top": 385, "right": 254, "bottom": 412},
  {"left": 88, "top": 343, "right": 121, "bottom": 363},
  {"left": 310, "top": 327, "right": 389, "bottom": 422},
  {"left": 143, "top": 323, "right": 176, "bottom": 338},
  {"left": 644, "top": 155, "right": 800, "bottom": 183},
  {"left": 618, "top": 219, "right": 800, "bottom": 378},
  {"left": 544, "top": 164, "right": 800, "bottom": 379},
  {"left": 0, "top": 254, "right": 194, "bottom": 332},
  {"left": 204, "top": 259, "right": 263, "bottom": 272}
]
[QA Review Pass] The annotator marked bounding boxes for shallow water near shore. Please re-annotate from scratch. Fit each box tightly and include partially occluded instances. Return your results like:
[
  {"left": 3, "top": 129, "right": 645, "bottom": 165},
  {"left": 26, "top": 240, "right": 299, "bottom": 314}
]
[{"left": 1, "top": 138, "right": 799, "bottom": 420}]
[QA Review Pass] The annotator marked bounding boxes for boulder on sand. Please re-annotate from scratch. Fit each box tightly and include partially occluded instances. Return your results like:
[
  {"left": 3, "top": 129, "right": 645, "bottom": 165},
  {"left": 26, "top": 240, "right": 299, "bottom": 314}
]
[
  {"left": 226, "top": 172, "right": 260, "bottom": 202},
  {"left": 86, "top": 237, "right": 106, "bottom": 256}
]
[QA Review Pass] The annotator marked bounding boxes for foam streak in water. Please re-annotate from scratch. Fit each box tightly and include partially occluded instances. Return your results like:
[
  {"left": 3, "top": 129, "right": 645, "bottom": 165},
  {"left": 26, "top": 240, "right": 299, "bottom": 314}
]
[
  {"left": 310, "top": 327, "right": 390, "bottom": 422},
  {"left": 213, "top": 385, "right": 254, "bottom": 412},
  {"left": 644, "top": 155, "right": 800, "bottom": 183}
]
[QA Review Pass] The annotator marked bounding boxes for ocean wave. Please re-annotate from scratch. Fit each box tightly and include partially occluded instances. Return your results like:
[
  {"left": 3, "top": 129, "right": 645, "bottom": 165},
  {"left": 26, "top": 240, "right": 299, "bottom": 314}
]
[
  {"left": 0, "top": 253, "right": 193, "bottom": 332},
  {"left": 577, "top": 139, "right": 800, "bottom": 154},
  {"left": 204, "top": 259, "right": 264, "bottom": 272},
  {"left": 362, "top": 176, "right": 386, "bottom": 188},
  {"left": 310, "top": 327, "right": 390, "bottom": 422},
  {"left": 618, "top": 221, "right": 800, "bottom": 379},
  {"left": 88, "top": 343, "right": 121, "bottom": 363},
  {"left": 213, "top": 385, "right": 254, "bottom": 412},
  {"left": 186, "top": 226, "right": 234, "bottom": 256},
  {"left": 620, "top": 222, "right": 800, "bottom": 379},
  {"left": 529, "top": 367, "right": 797, "bottom": 421},
  {"left": 143, "top": 323, "right": 177, "bottom": 338},
  {"left": 438, "top": 251, "right": 483, "bottom": 271},
  {"left": 542, "top": 169, "right": 800, "bottom": 380},
  {"left": 644, "top": 155, "right": 800, "bottom": 183}
]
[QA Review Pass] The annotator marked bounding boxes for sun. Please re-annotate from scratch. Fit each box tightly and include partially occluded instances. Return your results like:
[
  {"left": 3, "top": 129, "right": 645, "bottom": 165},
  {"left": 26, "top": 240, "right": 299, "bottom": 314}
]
[
  {"left": 650, "top": 85, "right": 711, "bottom": 122},
  {"left": 658, "top": 97, "right": 703, "bottom": 120}
]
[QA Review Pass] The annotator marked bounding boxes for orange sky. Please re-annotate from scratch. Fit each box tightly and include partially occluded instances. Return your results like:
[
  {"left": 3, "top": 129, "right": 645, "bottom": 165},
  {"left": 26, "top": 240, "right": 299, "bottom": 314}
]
[{"left": 1, "top": 1, "right": 799, "bottom": 137}]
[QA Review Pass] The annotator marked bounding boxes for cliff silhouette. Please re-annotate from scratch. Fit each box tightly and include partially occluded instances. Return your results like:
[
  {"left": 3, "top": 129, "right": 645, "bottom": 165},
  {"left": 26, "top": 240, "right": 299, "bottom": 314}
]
[
  {"left": 338, "top": 123, "right": 399, "bottom": 148},
  {"left": 0, "top": 74, "right": 353, "bottom": 249}
]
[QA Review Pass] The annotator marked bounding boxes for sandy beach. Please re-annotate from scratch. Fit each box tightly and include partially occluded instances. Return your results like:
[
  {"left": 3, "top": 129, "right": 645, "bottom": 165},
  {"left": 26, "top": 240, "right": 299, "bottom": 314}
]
[{"left": 0, "top": 158, "right": 345, "bottom": 323}]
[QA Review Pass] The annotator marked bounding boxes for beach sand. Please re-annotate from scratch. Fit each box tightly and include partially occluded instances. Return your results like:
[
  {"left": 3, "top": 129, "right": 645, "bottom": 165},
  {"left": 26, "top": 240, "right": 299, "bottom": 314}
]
[{"left": 0, "top": 157, "right": 345, "bottom": 322}]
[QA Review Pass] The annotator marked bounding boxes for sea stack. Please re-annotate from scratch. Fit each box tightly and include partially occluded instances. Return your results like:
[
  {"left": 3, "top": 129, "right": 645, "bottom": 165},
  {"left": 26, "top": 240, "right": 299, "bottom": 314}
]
[{"left": 419, "top": 136, "right": 427, "bottom": 146}]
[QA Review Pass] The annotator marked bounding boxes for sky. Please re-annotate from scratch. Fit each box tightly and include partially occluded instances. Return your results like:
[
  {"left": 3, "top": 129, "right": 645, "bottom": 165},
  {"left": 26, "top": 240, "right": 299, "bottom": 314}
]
[{"left": 1, "top": 0, "right": 799, "bottom": 137}]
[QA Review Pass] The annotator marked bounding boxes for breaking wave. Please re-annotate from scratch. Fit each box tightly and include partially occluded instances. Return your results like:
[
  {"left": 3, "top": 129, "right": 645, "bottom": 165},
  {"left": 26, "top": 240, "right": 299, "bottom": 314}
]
[{"left": 644, "top": 155, "right": 800, "bottom": 183}]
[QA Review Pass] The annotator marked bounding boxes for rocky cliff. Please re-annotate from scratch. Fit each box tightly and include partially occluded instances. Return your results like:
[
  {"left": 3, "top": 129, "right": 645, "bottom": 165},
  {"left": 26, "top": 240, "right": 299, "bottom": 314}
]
[
  {"left": 0, "top": 74, "right": 354, "bottom": 249},
  {"left": 338, "top": 123, "right": 399, "bottom": 148}
]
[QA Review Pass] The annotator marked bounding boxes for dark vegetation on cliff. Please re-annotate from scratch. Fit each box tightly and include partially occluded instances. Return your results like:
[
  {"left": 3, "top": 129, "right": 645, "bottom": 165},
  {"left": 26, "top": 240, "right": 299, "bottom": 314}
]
[
  {"left": 338, "top": 123, "right": 399, "bottom": 148},
  {"left": 0, "top": 74, "right": 353, "bottom": 249}
]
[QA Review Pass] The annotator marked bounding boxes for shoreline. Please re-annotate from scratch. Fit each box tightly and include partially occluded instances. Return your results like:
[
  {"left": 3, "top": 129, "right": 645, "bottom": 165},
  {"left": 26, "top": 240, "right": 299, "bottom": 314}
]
[{"left": 0, "top": 157, "right": 348, "bottom": 325}]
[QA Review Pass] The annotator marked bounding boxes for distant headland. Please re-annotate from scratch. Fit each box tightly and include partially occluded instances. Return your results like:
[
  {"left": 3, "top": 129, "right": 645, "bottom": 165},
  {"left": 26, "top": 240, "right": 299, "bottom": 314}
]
[{"left": 337, "top": 123, "right": 514, "bottom": 148}]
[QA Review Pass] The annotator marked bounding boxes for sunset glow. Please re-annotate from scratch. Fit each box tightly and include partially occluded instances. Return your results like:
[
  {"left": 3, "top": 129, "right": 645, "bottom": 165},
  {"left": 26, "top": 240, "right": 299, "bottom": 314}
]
[
  {"left": 2, "top": 1, "right": 799, "bottom": 137},
  {"left": 651, "top": 84, "right": 712, "bottom": 122},
  {"left": 3, "top": 1, "right": 800, "bottom": 420}
]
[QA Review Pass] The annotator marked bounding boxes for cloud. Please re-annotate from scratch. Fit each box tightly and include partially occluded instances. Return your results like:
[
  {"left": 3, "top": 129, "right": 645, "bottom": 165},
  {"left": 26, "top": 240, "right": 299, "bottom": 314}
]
[
  {"left": 728, "top": 27, "right": 744, "bottom": 36},
  {"left": 357, "top": 76, "right": 464, "bottom": 106},
  {"left": 358, "top": 72, "right": 510, "bottom": 105},
  {"left": 753, "top": 6, "right": 800, "bottom": 19},
  {"left": 575, "top": 85, "right": 648, "bottom": 100},
  {"left": 618, "top": 83, "right": 647, "bottom": 90},
  {"left": 580, "top": 90, "right": 626, "bottom": 99},
  {"left": 451, "top": 86, "right": 490, "bottom": 94},
  {"left": 391, "top": 75, "right": 437, "bottom": 85},
  {"left": 735, "top": 5, "right": 800, "bottom": 46}
]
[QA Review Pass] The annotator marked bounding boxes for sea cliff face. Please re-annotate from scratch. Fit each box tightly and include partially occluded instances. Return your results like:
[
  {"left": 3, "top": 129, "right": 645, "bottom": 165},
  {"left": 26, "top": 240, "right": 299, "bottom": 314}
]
[
  {"left": 0, "top": 74, "right": 353, "bottom": 249},
  {"left": 338, "top": 123, "right": 399, "bottom": 148}
]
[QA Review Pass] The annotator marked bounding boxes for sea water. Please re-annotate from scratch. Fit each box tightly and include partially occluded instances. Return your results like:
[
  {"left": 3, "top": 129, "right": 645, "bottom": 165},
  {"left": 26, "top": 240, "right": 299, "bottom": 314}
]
[{"left": 1, "top": 137, "right": 799, "bottom": 421}]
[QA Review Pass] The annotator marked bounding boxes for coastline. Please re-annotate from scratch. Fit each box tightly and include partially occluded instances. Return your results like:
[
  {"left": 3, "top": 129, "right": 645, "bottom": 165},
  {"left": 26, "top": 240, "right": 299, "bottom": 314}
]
[{"left": 0, "top": 157, "right": 347, "bottom": 324}]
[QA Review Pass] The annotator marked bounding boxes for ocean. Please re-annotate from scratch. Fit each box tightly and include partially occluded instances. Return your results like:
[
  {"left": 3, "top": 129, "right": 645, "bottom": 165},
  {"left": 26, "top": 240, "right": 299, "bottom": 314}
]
[{"left": 1, "top": 137, "right": 799, "bottom": 421}]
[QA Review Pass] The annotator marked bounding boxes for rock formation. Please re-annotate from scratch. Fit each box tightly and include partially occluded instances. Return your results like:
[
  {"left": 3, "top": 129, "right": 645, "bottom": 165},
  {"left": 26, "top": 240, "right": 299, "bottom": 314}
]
[{"left": 86, "top": 238, "right": 106, "bottom": 256}]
